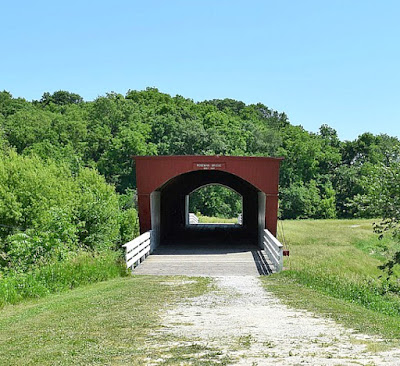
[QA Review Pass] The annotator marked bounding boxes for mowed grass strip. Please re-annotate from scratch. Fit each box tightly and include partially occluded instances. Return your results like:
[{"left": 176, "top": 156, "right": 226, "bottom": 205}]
[
  {"left": 0, "top": 275, "right": 213, "bottom": 365},
  {"left": 197, "top": 215, "right": 238, "bottom": 224},
  {"left": 261, "top": 219, "right": 400, "bottom": 340}
]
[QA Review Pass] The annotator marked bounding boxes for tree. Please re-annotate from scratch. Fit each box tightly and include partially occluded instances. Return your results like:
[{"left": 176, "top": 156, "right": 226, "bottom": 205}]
[
  {"left": 189, "top": 185, "right": 242, "bottom": 218},
  {"left": 354, "top": 157, "right": 400, "bottom": 279},
  {"left": 2, "top": 87, "right": 399, "bottom": 221},
  {"left": 338, "top": 133, "right": 400, "bottom": 218},
  {"left": 0, "top": 91, "right": 30, "bottom": 118},
  {"left": 0, "top": 150, "right": 139, "bottom": 270},
  {"left": 40, "top": 90, "right": 83, "bottom": 106}
]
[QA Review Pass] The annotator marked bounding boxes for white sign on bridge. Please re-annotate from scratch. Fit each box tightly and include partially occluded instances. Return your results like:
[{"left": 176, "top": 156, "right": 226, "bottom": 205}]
[{"left": 194, "top": 162, "right": 226, "bottom": 170}]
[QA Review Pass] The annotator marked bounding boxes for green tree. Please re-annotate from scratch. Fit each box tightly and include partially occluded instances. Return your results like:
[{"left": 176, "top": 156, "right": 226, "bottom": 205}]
[
  {"left": 0, "top": 150, "right": 138, "bottom": 270},
  {"left": 189, "top": 185, "right": 242, "bottom": 218},
  {"left": 39, "top": 90, "right": 83, "bottom": 106},
  {"left": 353, "top": 158, "right": 400, "bottom": 280},
  {"left": 0, "top": 91, "right": 30, "bottom": 118}
]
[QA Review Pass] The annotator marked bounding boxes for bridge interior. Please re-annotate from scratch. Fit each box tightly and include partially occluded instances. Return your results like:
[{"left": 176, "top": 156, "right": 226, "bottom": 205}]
[
  {"left": 134, "top": 224, "right": 273, "bottom": 276},
  {"left": 132, "top": 169, "right": 273, "bottom": 276},
  {"left": 157, "top": 170, "right": 260, "bottom": 244}
]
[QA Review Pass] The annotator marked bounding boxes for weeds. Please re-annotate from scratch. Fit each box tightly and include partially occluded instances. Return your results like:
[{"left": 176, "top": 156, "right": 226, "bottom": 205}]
[{"left": 0, "top": 250, "right": 127, "bottom": 307}]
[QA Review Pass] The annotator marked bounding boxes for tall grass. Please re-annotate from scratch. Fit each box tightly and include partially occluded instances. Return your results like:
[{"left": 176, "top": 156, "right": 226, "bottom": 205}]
[
  {"left": 0, "top": 250, "right": 127, "bottom": 307},
  {"left": 276, "top": 219, "right": 400, "bottom": 317}
]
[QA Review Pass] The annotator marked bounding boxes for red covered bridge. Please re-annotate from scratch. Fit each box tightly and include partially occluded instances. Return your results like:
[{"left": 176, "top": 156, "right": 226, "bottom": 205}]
[{"left": 123, "top": 155, "right": 285, "bottom": 275}]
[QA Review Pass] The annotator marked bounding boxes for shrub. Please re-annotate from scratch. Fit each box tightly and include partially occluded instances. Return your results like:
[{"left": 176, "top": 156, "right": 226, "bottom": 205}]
[{"left": 0, "top": 150, "right": 139, "bottom": 270}]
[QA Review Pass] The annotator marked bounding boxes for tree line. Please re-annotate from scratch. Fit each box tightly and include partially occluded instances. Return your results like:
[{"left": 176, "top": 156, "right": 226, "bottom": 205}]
[{"left": 2, "top": 87, "right": 399, "bottom": 221}]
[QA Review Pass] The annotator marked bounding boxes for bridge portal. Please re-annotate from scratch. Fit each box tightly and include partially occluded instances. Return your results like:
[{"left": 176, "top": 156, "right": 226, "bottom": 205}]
[{"left": 133, "top": 156, "right": 283, "bottom": 252}]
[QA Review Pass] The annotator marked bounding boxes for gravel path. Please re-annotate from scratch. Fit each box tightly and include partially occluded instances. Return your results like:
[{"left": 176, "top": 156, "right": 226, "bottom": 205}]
[{"left": 159, "top": 276, "right": 400, "bottom": 365}]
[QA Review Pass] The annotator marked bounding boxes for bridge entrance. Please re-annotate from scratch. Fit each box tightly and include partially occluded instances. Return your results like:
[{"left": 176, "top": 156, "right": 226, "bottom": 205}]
[
  {"left": 132, "top": 156, "right": 284, "bottom": 274},
  {"left": 157, "top": 169, "right": 259, "bottom": 242}
]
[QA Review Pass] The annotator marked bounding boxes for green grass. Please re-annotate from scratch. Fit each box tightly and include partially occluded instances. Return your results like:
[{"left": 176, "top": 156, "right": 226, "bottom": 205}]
[
  {"left": 3, "top": 218, "right": 400, "bottom": 363},
  {"left": 261, "top": 219, "right": 400, "bottom": 340},
  {"left": 0, "top": 250, "right": 127, "bottom": 307},
  {"left": 263, "top": 276, "right": 400, "bottom": 341},
  {"left": 197, "top": 215, "right": 239, "bottom": 224},
  {"left": 0, "top": 275, "right": 224, "bottom": 365}
]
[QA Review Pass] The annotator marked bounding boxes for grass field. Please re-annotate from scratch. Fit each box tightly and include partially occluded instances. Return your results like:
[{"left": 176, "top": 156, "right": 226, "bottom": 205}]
[
  {"left": 262, "top": 219, "right": 400, "bottom": 340},
  {"left": 2, "top": 218, "right": 400, "bottom": 364},
  {"left": 0, "top": 276, "right": 223, "bottom": 365}
]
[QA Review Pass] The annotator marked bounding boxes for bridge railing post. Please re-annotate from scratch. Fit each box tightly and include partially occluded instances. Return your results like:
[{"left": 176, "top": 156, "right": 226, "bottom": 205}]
[
  {"left": 262, "top": 229, "right": 283, "bottom": 272},
  {"left": 122, "top": 230, "right": 152, "bottom": 270},
  {"left": 188, "top": 213, "right": 199, "bottom": 224}
]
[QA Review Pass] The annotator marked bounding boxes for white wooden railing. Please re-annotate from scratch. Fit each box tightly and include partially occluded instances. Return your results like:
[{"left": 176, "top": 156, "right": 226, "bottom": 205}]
[
  {"left": 122, "top": 230, "right": 152, "bottom": 269},
  {"left": 189, "top": 213, "right": 199, "bottom": 224},
  {"left": 262, "top": 229, "right": 283, "bottom": 272}
]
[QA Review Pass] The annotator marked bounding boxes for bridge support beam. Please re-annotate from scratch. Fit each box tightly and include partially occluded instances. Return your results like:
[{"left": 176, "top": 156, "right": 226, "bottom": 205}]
[
  {"left": 266, "top": 194, "right": 279, "bottom": 237},
  {"left": 185, "top": 195, "right": 190, "bottom": 227},
  {"left": 138, "top": 194, "right": 151, "bottom": 234},
  {"left": 150, "top": 191, "right": 161, "bottom": 251},
  {"left": 258, "top": 192, "right": 266, "bottom": 248}
]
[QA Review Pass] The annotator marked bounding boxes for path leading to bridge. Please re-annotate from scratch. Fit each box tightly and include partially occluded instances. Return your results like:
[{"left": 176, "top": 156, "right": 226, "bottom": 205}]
[
  {"left": 133, "top": 238, "right": 274, "bottom": 276},
  {"left": 154, "top": 276, "right": 400, "bottom": 365}
]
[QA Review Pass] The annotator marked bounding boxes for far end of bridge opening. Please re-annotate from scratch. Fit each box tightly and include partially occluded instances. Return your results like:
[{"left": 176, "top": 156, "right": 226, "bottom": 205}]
[
  {"left": 124, "top": 156, "right": 286, "bottom": 276},
  {"left": 186, "top": 183, "right": 243, "bottom": 228}
]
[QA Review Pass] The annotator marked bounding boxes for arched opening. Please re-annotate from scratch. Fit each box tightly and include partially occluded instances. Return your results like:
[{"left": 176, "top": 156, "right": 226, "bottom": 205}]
[
  {"left": 150, "top": 169, "right": 261, "bottom": 247},
  {"left": 188, "top": 184, "right": 243, "bottom": 224}
]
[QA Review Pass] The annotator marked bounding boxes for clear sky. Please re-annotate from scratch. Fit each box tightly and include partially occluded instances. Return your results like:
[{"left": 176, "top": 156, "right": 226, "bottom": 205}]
[{"left": 1, "top": 0, "right": 399, "bottom": 141}]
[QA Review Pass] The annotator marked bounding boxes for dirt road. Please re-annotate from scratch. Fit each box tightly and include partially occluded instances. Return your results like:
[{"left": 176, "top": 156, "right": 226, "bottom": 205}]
[{"left": 158, "top": 276, "right": 400, "bottom": 365}]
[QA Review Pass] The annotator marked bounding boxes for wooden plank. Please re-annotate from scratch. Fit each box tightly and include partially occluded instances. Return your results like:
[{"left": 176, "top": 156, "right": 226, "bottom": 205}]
[
  {"left": 123, "top": 231, "right": 152, "bottom": 269},
  {"left": 123, "top": 231, "right": 151, "bottom": 251},
  {"left": 125, "top": 242, "right": 150, "bottom": 262},
  {"left": 127, "top": 245, "right": 151, "bottom": 268},
  {"left": 263, "top": 229, "right": 284, "bottom": 272},
  {"left": 189, "top": 213, "right": 199, "bottom": 224},
  {"left": 126, "top": 238, "right": 150, "bottom": 261},
  {"left": 263, "top": 229, "right": 283, "bottom": 248}
]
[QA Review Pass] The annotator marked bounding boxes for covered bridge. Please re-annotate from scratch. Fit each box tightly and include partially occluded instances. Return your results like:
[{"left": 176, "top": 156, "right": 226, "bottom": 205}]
[{"left": 125, "top": 156, "right": 285, "bottom": 275}]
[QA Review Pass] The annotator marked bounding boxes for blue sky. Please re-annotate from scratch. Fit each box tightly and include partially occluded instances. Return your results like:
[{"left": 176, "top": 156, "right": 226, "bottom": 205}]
[{"left": 1, "top": 0, "right": 399, "bottom": 141}]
